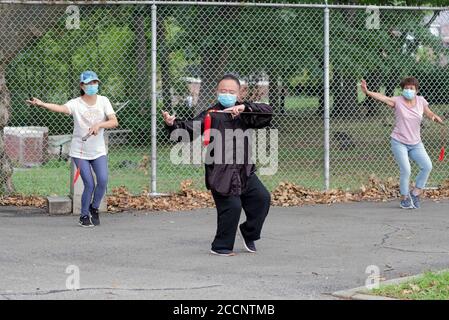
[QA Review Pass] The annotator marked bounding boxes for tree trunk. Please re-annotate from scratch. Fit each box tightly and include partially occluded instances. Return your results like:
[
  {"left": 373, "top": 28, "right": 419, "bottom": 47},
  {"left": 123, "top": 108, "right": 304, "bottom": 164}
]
[
  {"left": 331, "top": 72, "right": 358, "bottom": 117},
  {"left": 157, "top": 13, "right": 173, "bottom": 114},
  {"left": 0, "top": 4, "right": 66, "bottom": 195},
  {"left": 316, "top": 84, "right": 325, "bottom": 117},
  {"left": 196, "top": 7, "right": 239, "bottom": 115},
  {"left": 313, "top": 54, "right": 325, "bottom": 116},
  {"left": 0, "top": 64, "right": 14, "bottom": 194},
  {"left": 364, "top": 71, "right": 382, "bottom": 117},
  {"left": 330, "top": 5, "right": 359, "bottom": 118},
  {"left": 268, "top": 71, "right": 284, "bottom": 114},
  {"left": 132, "top": 8, "right": 150, "bottom": 115},
  {"left": 385, "top": 75, "right": 396, "bottom": 98},
  {"left": 196, "top": 46, "right": 229, "bottom": 115}
]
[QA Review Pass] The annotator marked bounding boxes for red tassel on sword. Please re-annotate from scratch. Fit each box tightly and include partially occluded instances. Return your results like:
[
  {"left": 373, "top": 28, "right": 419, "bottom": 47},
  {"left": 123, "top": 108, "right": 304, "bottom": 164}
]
[
  {"left": 73, "top": 167, "right": 81, "bottom": 185},
  {"left": 439, "top": 123, "right": 447, "bottom": 162},
  {"left": 203, "top": 112, "right": 211, "bottom": 146},
  {"left": 439, "top": 146, "right": 445, "bottom": 162}
]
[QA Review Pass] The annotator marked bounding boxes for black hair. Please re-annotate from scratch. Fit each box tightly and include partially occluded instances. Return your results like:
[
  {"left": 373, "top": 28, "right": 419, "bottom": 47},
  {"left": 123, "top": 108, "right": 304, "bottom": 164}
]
[
  {"left": 218, "top": 74, "right": 241, "bottom": 88},
  {"left": 80, "top": 82, "right": 85, "bottom": 96}
]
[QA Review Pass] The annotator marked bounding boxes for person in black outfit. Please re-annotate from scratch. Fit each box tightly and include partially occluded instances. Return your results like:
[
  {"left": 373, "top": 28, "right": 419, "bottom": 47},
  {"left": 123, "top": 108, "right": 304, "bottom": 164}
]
[{"left": 162, "top": 74, "right": 273, "bottom": 256}]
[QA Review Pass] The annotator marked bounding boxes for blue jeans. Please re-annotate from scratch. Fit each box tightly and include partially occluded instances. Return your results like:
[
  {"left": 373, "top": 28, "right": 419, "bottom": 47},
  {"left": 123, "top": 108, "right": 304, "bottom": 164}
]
[
  {"left": 390, "top": 138, "right": 432, "bottom": 196},
  {"left": 72, "top": 155, "right": 108, "bottom": 217}
]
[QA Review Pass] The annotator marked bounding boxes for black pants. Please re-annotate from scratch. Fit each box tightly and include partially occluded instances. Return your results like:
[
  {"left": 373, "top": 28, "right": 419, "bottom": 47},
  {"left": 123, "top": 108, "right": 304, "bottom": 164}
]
[{"left": 211, "top": 174, "right": 271, "bottom": 251}]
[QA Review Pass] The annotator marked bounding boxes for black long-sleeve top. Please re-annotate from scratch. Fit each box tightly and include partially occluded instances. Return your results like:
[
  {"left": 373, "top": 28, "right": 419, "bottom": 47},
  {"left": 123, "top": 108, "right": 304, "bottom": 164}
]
[{"left": 166, "top": 101, "right": 272, "bottom": 196}]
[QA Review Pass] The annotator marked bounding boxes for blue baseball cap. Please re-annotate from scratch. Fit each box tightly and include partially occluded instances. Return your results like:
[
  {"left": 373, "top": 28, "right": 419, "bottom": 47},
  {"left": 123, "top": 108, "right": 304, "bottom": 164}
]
[{"left": 80, "top": 70, "right": 100, "bottom": 84}]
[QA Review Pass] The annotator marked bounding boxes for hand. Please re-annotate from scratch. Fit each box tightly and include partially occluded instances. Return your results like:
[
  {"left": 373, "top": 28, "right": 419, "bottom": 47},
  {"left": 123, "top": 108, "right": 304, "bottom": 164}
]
[
  {"left": 432, "top": 115, "right": 444, "bottom": 124},
  {"left": 162, "top": 111, "right": 176, "bottom": 126},
  {"left": 89, "top": 123, "right": 101, "bottom": 136},
  {"left": 223, "top": 104, "right": 245, "bottom": 118},
  {"left": 26, "top": 97, "right": 44, "bottom": 107},
  {"left": 361, "top": 79, "right": 369, "bottom": 95}
]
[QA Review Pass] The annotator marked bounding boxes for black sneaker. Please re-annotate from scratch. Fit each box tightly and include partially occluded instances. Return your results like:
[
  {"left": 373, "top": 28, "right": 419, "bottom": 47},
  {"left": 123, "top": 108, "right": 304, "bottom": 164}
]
[
  {"left": 89, "top": 205, "right": 100, "bottom": 226},
  {"left": 79, "top": 215, "right": 94, "bottom": 228},
  {"left": 210, "top": 249, "right": 236, "bottom": 257},
  {"left": 239, "top": 225, "right": 257, "bottom": 253}
]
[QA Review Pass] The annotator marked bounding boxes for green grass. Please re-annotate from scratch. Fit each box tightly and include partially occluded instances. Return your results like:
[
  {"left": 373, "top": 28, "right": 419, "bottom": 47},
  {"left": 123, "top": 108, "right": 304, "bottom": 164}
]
[
  {"left": 13, "top": 141, "right": 447, "bottom": 196},
  {"left": 10, "top": 104, "right": 449, "bottom": 196},
  {"left": 372, "top": 271, "right": 449, "bottom": 300},
  {"left": 285, "top": 96, "right": 319, "bottom": 111},
  {"left": 13, "top": 163, "right": 71, "bottom": 196}
]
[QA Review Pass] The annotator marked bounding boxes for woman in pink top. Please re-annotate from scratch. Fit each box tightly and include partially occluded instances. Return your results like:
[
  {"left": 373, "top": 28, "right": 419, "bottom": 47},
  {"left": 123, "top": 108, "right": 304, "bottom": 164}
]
[{"left": 361, "top": 77, "right": 443, "bottom": 209}]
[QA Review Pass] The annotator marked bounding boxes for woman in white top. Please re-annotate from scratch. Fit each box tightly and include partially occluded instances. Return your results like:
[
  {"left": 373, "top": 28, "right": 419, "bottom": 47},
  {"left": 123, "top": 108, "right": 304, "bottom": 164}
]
[{"left": 27, "top": 71, "right": 118, "bottom": 227}]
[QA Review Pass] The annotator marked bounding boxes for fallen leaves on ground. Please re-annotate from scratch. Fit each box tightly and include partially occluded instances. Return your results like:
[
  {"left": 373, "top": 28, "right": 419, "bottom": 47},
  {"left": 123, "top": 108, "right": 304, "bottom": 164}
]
[
  {"left": 410, "top": 284, "right": 421, "bottom": 292},
  {"left": 107, "top": 180, "right": 214, "bottom": 213},
  {"left": 271, "top": 174, "right": 400, "bottom": 206},
  {"left": 400, "top": 284, "right": 422, "bottom": 297},
  {"left": 4, "top": 175, "right": 449, "bottom": 213},
  {"left": 271, "top": 182, "right": 357, "bottom": 206},
  {"left": 272, "top": 175, "right": 449, "bottom": 206},
  {"left": 0, "top": 195, "right": 46, "bottom": 208}
]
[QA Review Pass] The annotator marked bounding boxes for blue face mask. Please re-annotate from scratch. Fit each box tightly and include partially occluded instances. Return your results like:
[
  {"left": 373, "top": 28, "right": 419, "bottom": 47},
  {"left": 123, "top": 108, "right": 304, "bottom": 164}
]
[
  {"left": 84, "top": 84, "right": 99, "bottom": 96},
  {"left": 218, "top": 93, "right": 237, "bottom": 108},
  {"left": 402, "top": 89, "right": 416, "bottom": 100}
]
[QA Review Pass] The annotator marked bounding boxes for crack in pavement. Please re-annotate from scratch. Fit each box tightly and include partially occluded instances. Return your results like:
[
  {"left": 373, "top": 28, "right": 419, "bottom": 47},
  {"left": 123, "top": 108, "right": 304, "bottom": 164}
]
[
  {"left": 377, "top": 224, "right": 402, "bottom": 247},
  {"left": 0, "top": 284, "right": 223, "bottom": 298},
  {"left": 377, "top": 224, "right": 415, "bottom": 246},
  {"left": 262, "top": 236, "right": 292, "bottom": 242},
  {"left": 375, "top": 224, "right": 448, "bottom": 254},
  {"left": 380, "top": 246, "right": 449, "bottom": 254}
]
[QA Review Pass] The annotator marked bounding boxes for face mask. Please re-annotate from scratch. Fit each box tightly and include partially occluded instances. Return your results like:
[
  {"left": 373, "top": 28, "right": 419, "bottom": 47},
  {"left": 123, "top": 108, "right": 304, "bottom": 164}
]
[
  {"left": 84, "top": 84, "right": 99, "bottom": 96},
  {"left": 218, "top": 93, "right": 237, "bottom": 108},
  {"left": 402, "top": 89, "right": 416, "bottom": 100}
]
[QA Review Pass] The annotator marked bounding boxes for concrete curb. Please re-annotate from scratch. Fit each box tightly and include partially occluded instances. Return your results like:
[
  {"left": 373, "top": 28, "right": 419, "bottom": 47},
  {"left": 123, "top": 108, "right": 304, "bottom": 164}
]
[{"left": 332, "top": 273, "right": 428, "bottom": 300}]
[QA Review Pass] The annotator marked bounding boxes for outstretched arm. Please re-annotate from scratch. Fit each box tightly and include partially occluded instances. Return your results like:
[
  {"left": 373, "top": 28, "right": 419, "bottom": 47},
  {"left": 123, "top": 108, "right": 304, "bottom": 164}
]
[
  {"left": 361, "top": 79, "right": 395, "bottom": 108},
  {"left": 26, "top": 97, "right": 70, "bottom": 115}
]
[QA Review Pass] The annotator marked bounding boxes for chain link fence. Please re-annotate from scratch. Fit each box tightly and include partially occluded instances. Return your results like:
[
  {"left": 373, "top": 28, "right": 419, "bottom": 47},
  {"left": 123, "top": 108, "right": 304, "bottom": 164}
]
[{"left": 1, "top": 1, "right": 448, "bottom": 197}]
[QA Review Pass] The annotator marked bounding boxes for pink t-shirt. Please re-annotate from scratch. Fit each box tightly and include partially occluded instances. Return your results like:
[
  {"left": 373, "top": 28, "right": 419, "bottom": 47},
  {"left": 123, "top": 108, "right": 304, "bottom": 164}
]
[{"left": 390, "top": 95, "right": 428, "bottom": 145}]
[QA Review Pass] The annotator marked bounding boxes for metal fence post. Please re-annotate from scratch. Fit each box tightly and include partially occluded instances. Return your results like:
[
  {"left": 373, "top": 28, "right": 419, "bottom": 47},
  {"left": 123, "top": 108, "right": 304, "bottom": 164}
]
[
  {"left": 323, "top": 2, "right": 330, "bottom": 191},
  {"left": 150, "top": 3, "right": 158, "bottom": 195}
]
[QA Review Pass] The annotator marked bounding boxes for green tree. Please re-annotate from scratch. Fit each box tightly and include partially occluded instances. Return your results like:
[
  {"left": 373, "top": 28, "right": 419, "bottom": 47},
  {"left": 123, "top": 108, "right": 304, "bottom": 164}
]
[{"left": 1, "top": 4, "right": 66, "bottom": 195}]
